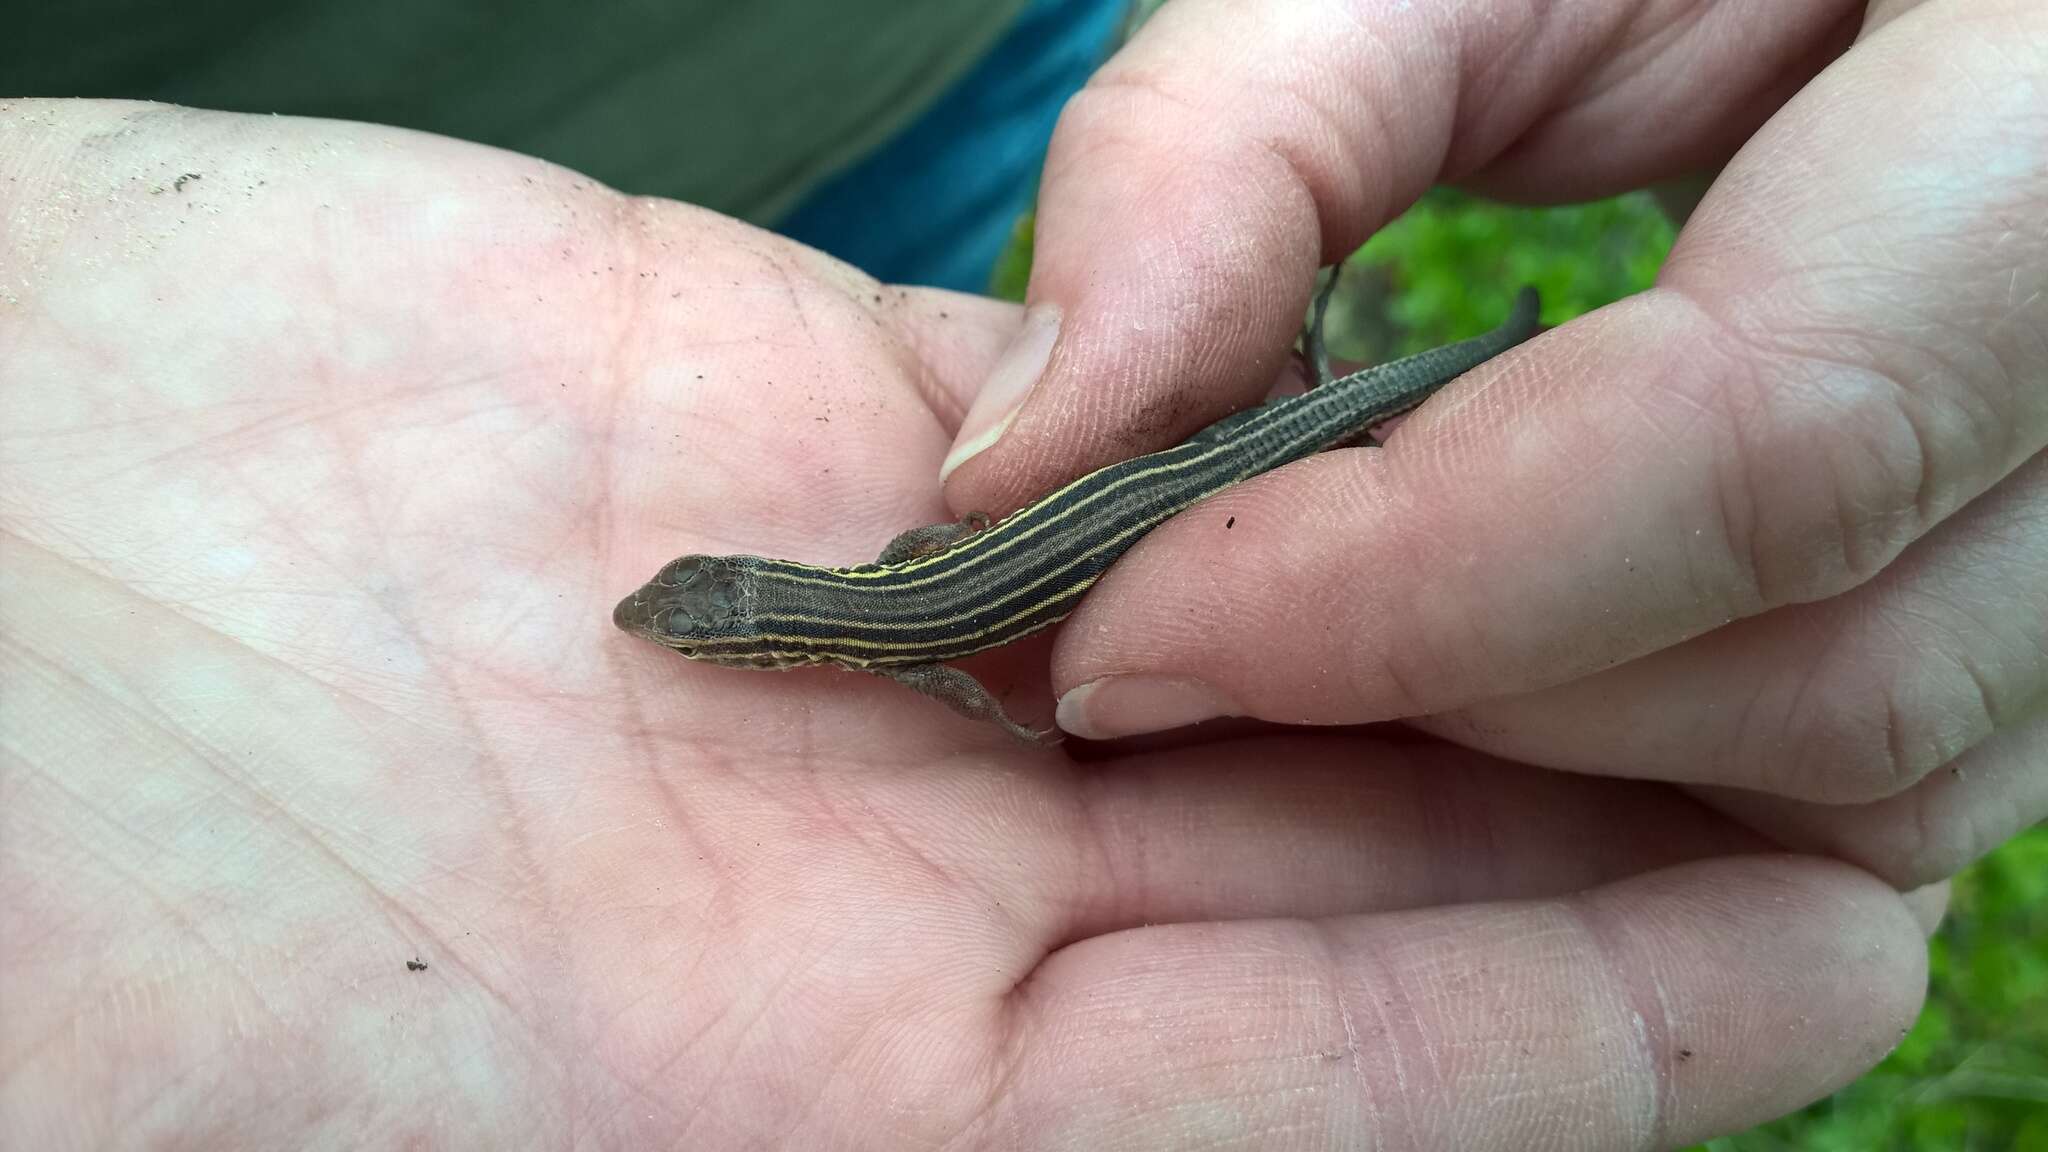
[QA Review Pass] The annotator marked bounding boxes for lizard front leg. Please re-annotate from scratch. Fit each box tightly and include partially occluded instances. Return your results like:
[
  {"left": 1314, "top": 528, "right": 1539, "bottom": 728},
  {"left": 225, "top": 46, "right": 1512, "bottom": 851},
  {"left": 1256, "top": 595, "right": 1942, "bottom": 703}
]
[
  {"left": 875, "top": 663, "right": 1061, "bottom": 745},
  {"left": 875, "top": 513, "right": 991, "bottom": 565}
]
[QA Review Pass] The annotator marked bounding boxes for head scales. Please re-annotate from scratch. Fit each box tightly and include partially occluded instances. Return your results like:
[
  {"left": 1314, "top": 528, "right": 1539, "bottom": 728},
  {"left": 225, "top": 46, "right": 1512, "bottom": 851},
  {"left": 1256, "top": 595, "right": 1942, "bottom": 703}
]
[{"left": 612, "top": 554, "right": 756, "bottom": 663}]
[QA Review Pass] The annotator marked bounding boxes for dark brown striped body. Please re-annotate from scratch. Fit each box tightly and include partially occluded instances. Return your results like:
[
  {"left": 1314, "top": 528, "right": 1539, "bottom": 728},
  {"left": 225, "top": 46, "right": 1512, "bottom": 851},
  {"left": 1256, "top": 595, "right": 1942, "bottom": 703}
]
[{"left": 613, "top": 287, "right": 1540, "bottom": 672}]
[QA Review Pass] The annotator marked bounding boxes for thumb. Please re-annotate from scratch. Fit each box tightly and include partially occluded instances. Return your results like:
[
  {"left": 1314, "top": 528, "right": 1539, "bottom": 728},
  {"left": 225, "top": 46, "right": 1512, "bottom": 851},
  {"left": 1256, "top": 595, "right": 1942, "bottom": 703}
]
[{"left": 939, "top": 0, "right": 1854, "bottom": 514}]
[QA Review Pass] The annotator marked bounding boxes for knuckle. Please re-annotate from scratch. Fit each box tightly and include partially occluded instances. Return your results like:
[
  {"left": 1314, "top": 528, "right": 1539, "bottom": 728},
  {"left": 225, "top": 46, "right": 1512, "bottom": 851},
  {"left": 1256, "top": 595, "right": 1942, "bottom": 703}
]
[
  {"left": 1709, "top": 354, "right": 1937, "bottom": 610},
  {"left": 1774, "top": 631, "right": 2000, "bottom": 803},
  {"left": 1699, "top": 286, "right": 2027, "bottom": 613}
]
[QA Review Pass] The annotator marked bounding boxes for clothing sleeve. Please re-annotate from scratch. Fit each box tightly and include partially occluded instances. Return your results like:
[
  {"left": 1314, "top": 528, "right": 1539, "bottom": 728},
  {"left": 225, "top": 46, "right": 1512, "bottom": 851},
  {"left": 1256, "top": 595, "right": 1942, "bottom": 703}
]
[{"left": 9, "top": 0, "right": 1027, "bottom": 221}]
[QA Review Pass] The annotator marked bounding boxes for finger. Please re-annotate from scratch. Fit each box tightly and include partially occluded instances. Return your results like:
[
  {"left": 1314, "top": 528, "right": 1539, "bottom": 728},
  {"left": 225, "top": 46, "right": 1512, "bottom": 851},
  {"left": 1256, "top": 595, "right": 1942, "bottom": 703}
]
[
  {"left": 1028, "top": 736, "right": 1773, "bottom": 942},
  {"left": 993, "top": 856, "right": 1924, "bottom": 1150},
  {"left": 1691, "top": 711, "right": 2048, "bottom": 892},
  {"left": 1417, "top": 449, "right": 2048, "bottom": 803},
  {"left": 1051, "top": 2, "right": 2048, "bottom": 740},
  {"left": 1901, "top": 881, "right": 1951, "bottom": 938},
  {"left": 819, "top": 733, "right": 1773, "bottom": 976},
  {"left": 882, "top": 286, "right": 1024, "bottom": 420},
  {"left": 940, "top": 0, "right": 1859, "bottom": 508}
]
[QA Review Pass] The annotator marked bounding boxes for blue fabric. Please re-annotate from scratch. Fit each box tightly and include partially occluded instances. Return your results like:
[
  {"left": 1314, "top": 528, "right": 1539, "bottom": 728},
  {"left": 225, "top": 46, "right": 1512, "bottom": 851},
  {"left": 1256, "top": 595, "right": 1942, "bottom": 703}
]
[{"left": 773, "top": 0, "right": 1123, "bottom": 292}]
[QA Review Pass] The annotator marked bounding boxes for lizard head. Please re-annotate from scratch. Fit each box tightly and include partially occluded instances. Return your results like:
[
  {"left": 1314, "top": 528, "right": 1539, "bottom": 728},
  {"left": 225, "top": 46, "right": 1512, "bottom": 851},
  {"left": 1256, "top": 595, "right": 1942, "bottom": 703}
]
[{"left": 612, "top": 554, "right": 757, "bottom": 663}]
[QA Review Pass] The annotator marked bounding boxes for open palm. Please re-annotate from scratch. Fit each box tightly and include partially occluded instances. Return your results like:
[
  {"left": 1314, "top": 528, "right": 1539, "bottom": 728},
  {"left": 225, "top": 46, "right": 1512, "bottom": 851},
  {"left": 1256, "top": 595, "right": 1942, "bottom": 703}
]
[{"left": 3, "top": 103, "right": 1928, "bottom": 1149}]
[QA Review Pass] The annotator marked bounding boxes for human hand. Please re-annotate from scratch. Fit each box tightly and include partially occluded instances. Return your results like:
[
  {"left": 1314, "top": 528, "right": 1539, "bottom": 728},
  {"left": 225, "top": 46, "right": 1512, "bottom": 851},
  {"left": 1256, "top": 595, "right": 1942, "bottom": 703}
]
[
  {"left": 950, "top": 2, "right": 2047, "bottom": 899},
  {"left": 3, "top": 101, "right": 1932, "bottom": 1148}
]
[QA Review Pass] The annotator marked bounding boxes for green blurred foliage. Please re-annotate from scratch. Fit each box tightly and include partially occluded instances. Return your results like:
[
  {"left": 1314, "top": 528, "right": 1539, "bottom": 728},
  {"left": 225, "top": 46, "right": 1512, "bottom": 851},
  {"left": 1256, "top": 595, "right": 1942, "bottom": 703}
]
[
  {"left": 988, "top": 210, "right": 1035, "bottom": 304},
  {"left": 1346, "top": 186, "right": 1672, "bottom": 351},
  {"left": 987, "top": 187, "right": 2046, "bottom": 1149},
  {"left": 988, "top": 185, "right": 1674, "bottom": 346}
]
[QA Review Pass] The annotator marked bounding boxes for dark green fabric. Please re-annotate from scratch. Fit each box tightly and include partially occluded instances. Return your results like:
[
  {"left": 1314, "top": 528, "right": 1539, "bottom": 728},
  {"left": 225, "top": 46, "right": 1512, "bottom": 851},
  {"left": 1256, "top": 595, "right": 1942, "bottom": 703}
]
[{"left": 7, "top": 0, "right": 1031, "bottom": 220}]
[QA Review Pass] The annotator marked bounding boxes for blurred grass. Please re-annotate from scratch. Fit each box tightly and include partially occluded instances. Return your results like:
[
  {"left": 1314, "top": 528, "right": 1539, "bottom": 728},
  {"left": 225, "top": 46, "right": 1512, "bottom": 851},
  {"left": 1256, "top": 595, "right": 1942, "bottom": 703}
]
[
  {"left": 988, "top": 186, "right": 1674, "bottom": 349},
  {"left": 988, "top": 190, "right": 2047, "bottom": 1150}
]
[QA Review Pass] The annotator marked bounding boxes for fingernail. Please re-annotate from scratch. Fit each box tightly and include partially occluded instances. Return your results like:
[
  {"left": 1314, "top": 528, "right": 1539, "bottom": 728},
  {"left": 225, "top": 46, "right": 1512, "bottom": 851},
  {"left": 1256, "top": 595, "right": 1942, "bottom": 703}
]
[
  {"left": 1055, "top": 675, "right": 1237, "bottom": 740},
  {"left": 940, "top": 303, "right": 1061, "bottom": 481}
]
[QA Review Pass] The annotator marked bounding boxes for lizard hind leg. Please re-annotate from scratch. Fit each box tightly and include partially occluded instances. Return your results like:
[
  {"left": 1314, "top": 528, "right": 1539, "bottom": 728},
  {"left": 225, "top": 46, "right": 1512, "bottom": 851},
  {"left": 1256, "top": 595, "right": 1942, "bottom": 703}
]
[
  {"left": 1299, "top": 263, "right": 1384, "bottom": 447},
  {"left": 1299, "top": 261, "right": 1343, "bottom": 390},
  {"left": 876, "top": 663, "right": 1062, "bottom": 745}
]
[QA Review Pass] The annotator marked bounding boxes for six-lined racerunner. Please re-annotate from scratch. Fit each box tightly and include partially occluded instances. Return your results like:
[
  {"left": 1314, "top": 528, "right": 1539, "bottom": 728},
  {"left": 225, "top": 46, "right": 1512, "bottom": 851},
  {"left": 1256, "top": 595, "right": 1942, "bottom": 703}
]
[{"left": 614, "top": 271, "right": 1541, "bottom": 742}]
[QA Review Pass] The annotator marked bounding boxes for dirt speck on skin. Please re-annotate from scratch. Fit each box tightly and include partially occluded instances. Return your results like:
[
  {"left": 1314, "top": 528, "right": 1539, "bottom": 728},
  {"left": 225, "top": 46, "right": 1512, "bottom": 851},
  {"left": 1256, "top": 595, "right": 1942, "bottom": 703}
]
[
  {"left": 4, "top": 106, "right": 255, "bottom": 295},
  {"left": 1116, "top": 386, "right": 1195, "bottom": 447},
  {"left": 406, "top": 957, "right": 429, "bottom": 972}
]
